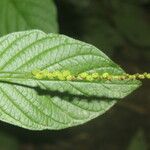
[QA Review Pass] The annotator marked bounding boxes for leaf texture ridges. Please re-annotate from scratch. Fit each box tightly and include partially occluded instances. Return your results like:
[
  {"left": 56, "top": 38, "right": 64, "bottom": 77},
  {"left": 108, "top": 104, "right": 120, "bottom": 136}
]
[
  {"left": 0, "top": 30, "right": 141, "bottom": 130},
  {"left": 0, "top": 0, "right": 58, "bottom": 35}
]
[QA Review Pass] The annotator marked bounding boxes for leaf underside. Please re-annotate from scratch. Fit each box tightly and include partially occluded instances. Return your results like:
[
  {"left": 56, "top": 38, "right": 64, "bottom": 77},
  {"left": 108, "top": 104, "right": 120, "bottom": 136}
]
[{"left": 0, "top": 30, "right": 141, "bottom": 130}]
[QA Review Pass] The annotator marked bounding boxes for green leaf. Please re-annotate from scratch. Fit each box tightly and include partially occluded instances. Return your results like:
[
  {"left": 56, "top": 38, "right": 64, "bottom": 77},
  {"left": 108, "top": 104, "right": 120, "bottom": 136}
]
[
  {"left": 0, "top": 30, "right": 141, "bottom": 130},
  {"left": 127, "top": 130, "right": 148, "bottom": 150},
  {"left": 0, "top": 0, "right": 58, "bottom": 35}
]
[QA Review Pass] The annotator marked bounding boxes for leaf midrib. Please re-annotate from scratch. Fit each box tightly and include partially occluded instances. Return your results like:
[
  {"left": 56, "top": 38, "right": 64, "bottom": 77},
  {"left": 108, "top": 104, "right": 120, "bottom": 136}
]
[{"left": 0, "top": 74, "right": 140, "bottom": 86}]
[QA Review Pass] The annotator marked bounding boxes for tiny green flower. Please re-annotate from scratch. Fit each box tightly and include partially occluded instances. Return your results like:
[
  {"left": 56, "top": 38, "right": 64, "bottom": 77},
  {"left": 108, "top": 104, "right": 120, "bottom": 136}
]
[
  {"left": 66, "top": 75, "right": 73, "bottom": 81},
  {"left": 34, "top": 73, "right": 44, "bottom": 79},
  {"left": 52, "top": 71, "right": 61, "bottom": 77},
  {"left": 138, "top": 74, "right": 145, "bottom": 79},
  {"left": 79, "top": 72, "right": 89, "bottom": 78},
  {"left": 57, "top": 74, "right": 65, "bottom": 80},
  {"left": 91, "top": 73, "right": 99, "bottom": 79},
  {"left": 129, "top": 75, "right": 136, "bottom": 80},
  {"left": 47, "top": 73, "right": 54, "bottom": 79},
  {"left": 76, "top": 76, "right": 82, "bottom": 80},
  {"left": 113, "top": 76, "right": 120, "bottom": 80},
  {"left": 31, "top": 69, "right": 150, "bottom": 81},
  {"left": 146, "top": 74, "right": 150, "bottom": 79},
  {"left": 125, "top": 73, "right": 130, "bottom": 77},
  {"left": 143, "top": 72, "right": 148, "bottom": 76},
  {"left": 41, "top": 70, "right": 49, "bottom": 78},
  {"left": 86, "top": 75, "right": 94, "bottom": 81},
  {"left": 62, "top": 70, "right": 71, "bottom": 77},
  {"left": 102, "top": 72, "right": 109, "bottom": 79}
]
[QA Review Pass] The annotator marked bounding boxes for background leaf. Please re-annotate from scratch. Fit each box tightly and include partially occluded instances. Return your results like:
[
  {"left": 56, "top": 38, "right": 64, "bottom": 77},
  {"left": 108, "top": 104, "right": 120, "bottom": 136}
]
[
  {"left": 0, "top": 30, "right": 140, "bottom": 130},
  {"left": 0, "top": 0, "right": 58, "bottom": 35},
  {"left": 127, "top": 130, "right": 148, "bottom": 150}
]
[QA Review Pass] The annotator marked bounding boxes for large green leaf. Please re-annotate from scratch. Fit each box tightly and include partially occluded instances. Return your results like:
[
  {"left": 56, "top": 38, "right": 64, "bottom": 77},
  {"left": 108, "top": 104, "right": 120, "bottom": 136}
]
[
  {"left": 0, "top": 0, "right": 58, "bottom": 35},
  {"left": 0, "top": 30, "right": 140, "bottom": 130}
]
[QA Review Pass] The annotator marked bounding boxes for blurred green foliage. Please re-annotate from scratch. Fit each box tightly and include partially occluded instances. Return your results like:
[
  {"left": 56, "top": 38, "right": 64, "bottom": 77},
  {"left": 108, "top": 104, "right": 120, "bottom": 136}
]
[
  {"left": 127, "top": 130, "right": 148, "bottom": 150},
  {"left": 0, "top": 132, "right": 18, "bottom": 150}
]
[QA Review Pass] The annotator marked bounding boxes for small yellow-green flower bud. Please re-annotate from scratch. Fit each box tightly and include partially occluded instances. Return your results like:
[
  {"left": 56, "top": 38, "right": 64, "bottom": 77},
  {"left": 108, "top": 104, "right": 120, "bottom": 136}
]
[
  {"left": 102, "top": 72, "right": 109, "bottom": 79},
  {"left": 57, "top": 74, "right": 65, "bottom": 80},
  {"left": 138, "top": 74, "right": 145, "bottom": 79},
  {"left": 86, "top": 75, "right": 93, "bottom": 81},
  {"left": 129, "top": 75, "right": 136, "bottom": 80},
  {"left": 41, "top": 70, "right": 49, "bottom": 78},
  {"left": 31, "top": 69, "right": 150, "bottom": 82},
  {"left": 91, "top": 73, "right": 99, "bottom": 79},
  {"left": 125, "top": 73, "right": 130, "bottom": 77},
  {"left": 107, "top": 76, "right": 112, "bottom": 80},
  {"left": 47, "top": 73, "right": 54, "bottom": 79},
  {"left": 66, "top": 75, "right": 73, "bottom": 80},
  {"left": 113, "top": 76, "right": 120, "bottom": 80},
  {"left": 119, "top": 76, "right": 124, "bottom": 80},
  {"left": 52, "top": 71, "right": 61, "bottom": 77},
  {"left": 34, "top": 73, "right": 44, "bottom": 79},
  {"left": 62, "top": 70, "right": 71, "bottom": 77},
  {"left": 146, "top": 74, "right": 150, "bottom": 79},
  {"left": 79, "top": 72, "right": 89, "bottom": 78}
]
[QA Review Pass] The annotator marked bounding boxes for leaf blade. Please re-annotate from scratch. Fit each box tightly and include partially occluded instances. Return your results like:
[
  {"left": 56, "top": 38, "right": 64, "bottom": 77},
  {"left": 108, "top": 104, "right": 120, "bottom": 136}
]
[
  {"left": 0, "top": 30, "right": 141, "bottom": 130},
  {"left": 0, "top": 0, "right": 58, "bottom": 35}
]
